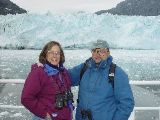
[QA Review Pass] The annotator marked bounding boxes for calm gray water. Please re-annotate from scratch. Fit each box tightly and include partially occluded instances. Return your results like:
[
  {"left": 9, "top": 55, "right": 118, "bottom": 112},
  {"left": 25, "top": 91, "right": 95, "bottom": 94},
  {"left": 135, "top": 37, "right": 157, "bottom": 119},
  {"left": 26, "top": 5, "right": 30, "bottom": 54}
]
[{"left": 1, "top": 49, "right": 160, "bottom": 80}]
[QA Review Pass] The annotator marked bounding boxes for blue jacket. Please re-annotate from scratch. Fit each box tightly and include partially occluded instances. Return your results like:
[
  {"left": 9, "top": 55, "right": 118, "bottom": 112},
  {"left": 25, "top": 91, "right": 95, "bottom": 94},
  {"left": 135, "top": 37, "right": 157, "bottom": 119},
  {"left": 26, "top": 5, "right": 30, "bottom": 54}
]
[{"left": 69, "top": 56, "right": 134, "bottom": 120}]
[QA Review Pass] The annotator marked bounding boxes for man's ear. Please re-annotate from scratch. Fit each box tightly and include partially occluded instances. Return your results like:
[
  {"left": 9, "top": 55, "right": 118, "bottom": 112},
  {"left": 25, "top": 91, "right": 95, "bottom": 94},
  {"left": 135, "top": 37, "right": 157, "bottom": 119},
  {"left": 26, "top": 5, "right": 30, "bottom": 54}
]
[{"left": 107, "top": 51, "right": 110, "bottom": 57}]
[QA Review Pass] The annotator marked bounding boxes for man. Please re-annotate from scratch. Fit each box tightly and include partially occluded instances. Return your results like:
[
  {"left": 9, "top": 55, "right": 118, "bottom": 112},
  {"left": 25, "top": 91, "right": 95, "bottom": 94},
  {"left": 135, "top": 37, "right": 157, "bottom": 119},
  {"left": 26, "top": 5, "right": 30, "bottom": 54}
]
[{"left": 69, "top": 39, "right": 134, "bottom": 120}]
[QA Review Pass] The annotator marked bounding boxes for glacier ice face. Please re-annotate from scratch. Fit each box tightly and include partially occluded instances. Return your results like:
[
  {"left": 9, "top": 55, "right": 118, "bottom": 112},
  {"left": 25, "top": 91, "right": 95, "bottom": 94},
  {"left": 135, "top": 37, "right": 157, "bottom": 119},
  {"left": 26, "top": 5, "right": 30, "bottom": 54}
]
[{"left": 0, "top": 12, "right": 160, "bottom": 49}]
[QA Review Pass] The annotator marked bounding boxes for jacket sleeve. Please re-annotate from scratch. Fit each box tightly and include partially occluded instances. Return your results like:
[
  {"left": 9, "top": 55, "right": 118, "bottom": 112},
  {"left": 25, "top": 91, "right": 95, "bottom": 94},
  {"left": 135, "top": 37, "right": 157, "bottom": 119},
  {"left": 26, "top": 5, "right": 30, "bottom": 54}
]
[
  {"left": 113, "top": 66, "right": 135, "bottom": 120},
  {"left": 68, "top": 63, "right": 84, "bottom": 86},
  {"left": 21, "top": 65, "right": 49, "bottom": 118}
]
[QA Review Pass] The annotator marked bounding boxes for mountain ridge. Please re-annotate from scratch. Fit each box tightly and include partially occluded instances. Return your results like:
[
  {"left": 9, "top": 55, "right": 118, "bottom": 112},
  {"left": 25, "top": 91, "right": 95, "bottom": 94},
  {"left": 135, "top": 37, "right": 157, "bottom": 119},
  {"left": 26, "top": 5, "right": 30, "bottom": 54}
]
[
  {"left": 0, "top": 0, "right": 27, "bottom": 15},
  {"left": 96, "top": 0, "right": 160, "bottom": 16}
]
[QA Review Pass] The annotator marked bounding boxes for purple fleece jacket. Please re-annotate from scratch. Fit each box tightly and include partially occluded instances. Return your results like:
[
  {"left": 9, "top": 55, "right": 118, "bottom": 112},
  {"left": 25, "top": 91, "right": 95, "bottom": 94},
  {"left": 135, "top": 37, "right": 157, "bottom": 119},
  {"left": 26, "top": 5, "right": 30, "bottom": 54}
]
[{"left": 21, "top": 64, "right": 72, "bottom": 120}]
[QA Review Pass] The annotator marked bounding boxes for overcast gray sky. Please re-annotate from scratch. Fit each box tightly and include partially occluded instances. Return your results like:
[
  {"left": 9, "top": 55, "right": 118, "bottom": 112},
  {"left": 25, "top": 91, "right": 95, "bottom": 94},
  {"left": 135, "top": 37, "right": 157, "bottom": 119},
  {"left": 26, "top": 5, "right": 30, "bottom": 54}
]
[{"left": 11, "top": 0, "right": 124, "bottom": 13}]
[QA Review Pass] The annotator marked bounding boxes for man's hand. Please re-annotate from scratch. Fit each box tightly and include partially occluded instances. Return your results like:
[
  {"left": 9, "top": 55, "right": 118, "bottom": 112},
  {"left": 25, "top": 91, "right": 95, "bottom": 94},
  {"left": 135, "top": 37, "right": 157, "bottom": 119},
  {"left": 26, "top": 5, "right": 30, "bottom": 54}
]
[{"left": 36, "top": 61, "right": 44, "bottom": 67}]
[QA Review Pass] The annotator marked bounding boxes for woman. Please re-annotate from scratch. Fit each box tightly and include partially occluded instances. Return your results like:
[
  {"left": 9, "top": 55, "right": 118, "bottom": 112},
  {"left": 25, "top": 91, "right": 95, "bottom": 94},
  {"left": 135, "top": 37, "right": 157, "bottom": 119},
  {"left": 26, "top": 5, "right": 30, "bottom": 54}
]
[{"left": 21, "top": 41, "right": 74, "bottom": 120}]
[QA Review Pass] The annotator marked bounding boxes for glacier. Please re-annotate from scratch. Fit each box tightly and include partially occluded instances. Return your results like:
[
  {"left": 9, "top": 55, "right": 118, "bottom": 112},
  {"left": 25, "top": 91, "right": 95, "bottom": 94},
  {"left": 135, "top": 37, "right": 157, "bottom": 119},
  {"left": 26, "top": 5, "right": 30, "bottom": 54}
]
[{"left": 0, "top": 12, "right": 160, "bottom": 50}]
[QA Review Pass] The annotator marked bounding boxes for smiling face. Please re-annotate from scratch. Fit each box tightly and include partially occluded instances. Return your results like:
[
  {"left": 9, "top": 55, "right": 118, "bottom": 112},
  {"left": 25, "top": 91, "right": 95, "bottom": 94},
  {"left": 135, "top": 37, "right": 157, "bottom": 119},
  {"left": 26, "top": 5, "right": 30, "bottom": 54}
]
[
  {"left": 39, "top": 41, "right": 65, "bottom": 65},
  {"left": 46, "top": 45, "right": 61, "bottom": 66}
]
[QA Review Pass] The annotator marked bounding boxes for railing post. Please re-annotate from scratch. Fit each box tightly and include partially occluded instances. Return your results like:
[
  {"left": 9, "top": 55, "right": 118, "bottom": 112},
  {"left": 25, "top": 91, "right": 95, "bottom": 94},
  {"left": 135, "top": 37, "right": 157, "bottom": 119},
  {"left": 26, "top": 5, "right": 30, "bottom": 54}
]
[
  {"left": 159, "top": 108, "right": 160, "bottom": 120},
  {"left": 129, "top": 110, "right": 135, "bottom": 120}
]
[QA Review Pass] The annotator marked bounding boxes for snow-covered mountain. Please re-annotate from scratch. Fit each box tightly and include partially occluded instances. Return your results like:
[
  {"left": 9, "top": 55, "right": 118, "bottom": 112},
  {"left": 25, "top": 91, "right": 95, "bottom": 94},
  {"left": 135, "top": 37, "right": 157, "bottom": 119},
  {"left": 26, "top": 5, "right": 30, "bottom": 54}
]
[{"left": 0, "top": 12, "right": 160, "bottom": 50}]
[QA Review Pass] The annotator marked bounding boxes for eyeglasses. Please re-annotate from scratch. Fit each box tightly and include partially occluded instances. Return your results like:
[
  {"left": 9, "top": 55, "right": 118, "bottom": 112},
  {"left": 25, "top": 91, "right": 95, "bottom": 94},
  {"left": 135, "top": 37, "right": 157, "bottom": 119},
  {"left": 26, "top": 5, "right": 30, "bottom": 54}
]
[
  {"left": 48, "top": 50, "right": 61, "bottom": 56},
  {"left": 91, "top": 48, "right": 109, "bottom": 54}
]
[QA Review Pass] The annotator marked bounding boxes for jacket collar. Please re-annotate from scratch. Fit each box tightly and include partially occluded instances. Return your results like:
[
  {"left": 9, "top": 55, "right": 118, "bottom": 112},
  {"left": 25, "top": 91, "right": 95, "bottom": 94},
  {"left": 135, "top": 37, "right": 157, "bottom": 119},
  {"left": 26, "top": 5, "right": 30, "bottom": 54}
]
[
  {"left": 88, "top": 55, "right": 113, "bottom": 69},
  {"left": 44, "top": 61, "right": 64, "bottom": 76}
]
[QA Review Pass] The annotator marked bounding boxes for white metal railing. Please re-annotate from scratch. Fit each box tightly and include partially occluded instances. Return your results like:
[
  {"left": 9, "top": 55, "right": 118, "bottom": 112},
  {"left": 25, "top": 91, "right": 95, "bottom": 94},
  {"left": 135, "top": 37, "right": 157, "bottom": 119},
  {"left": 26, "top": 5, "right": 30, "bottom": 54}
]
[
  {"left": 0, "top": 104, "right": 24, "bottom": 109},
  {"left": 129, "top": 107, "right": 160, "bottom": 120},
  {"left": 0, "top": 79, "right": 24, "bottom": 84},
  {"left": 1, "top": 79, "right": 160, "bottom": 85},
  {"left": 0, "top": 79, "right": 160, "bottom": 120}
]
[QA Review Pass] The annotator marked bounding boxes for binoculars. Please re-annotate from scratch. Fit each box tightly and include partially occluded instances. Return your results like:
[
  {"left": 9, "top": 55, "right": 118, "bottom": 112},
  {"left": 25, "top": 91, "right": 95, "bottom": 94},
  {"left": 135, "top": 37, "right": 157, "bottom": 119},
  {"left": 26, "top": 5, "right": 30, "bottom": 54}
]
[
  {"left": 81, "top": 109, "right": 92, "bottom": 120},
  {"left": 55, "top": 90, "right": 74, "bottom": 109}
]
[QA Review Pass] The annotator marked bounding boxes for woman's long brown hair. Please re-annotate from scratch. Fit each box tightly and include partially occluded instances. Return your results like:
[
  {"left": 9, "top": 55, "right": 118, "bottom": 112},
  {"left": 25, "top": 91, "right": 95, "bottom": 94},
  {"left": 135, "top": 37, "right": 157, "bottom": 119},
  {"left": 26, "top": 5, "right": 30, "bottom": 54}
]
[{"left": 39, "top": 41, "right": 65, "bottom": 64}]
